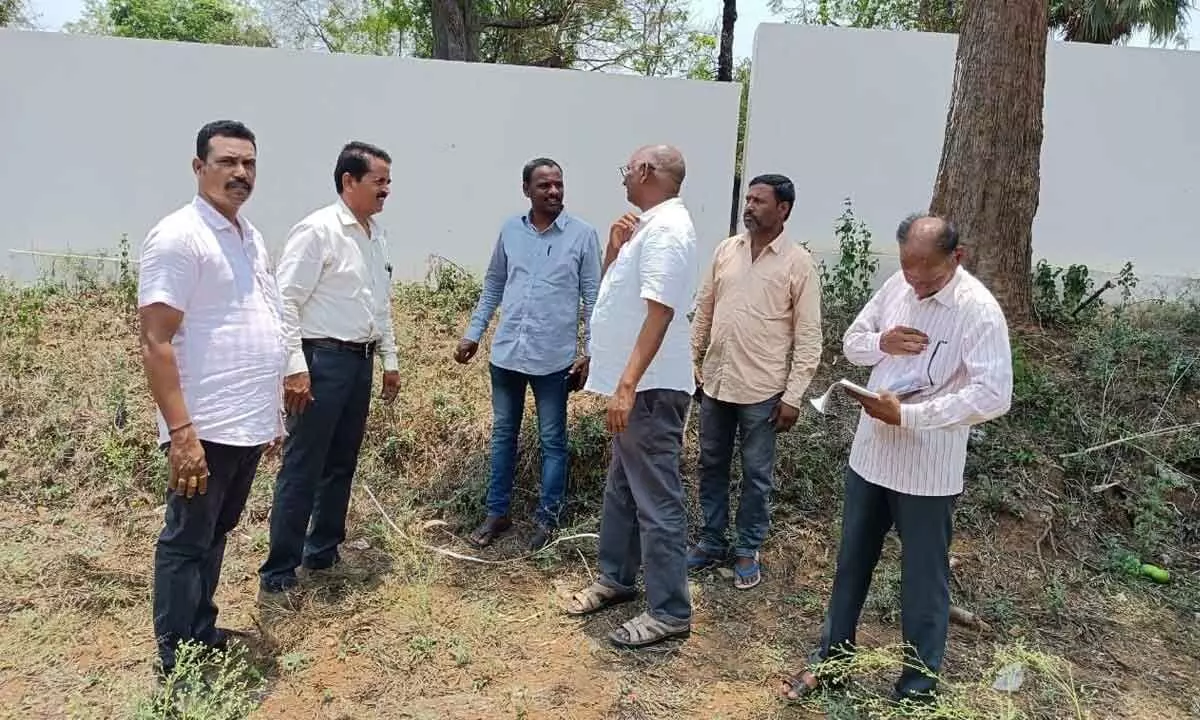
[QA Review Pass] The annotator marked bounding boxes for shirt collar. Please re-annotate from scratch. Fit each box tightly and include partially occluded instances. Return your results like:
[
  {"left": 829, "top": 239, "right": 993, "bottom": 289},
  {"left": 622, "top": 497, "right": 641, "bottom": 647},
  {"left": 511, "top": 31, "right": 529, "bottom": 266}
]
[
  {"left": 192, "top": 195, "right": 240, "bottom": 233},
  {"left": 335, "top": 198, "right": 377, "bottom": 236},
  {"left": 916, "top": 266, "right": 963, "bottom": 308},
  {"left": 637, "top": 196, "right": 684, "bottom": 223},
  {"left": 523, "top": 210, "right": 570, "bottom": 233},
  {"left": 737, "top": 231, "right": 789, "bottom": 254}
]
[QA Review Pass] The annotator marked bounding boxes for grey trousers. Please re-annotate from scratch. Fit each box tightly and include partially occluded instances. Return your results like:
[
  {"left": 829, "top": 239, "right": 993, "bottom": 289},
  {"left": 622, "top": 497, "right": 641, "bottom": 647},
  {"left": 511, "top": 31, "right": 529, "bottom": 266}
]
[
  {"left": 815, "top": 467, "right": 956, "bottom": 697},
  {"left": 596, "top": 389, "right": 692, "bottom": 624}
]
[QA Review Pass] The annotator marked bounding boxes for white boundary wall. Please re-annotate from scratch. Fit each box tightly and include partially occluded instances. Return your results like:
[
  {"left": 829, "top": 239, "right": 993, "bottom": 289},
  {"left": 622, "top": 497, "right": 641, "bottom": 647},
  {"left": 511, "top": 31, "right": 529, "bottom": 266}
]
[
  {"left": 744, "top": 24, "right": 1200, "bottom": 292},
  {"left": 0, "top": 30, "right": 740, "bottom": 282}
]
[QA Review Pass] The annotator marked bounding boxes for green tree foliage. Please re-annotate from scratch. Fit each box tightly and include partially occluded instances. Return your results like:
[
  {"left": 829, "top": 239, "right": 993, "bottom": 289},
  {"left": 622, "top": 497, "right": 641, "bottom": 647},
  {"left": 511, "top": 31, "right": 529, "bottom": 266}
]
[
  {"left": 1, "top": 0, "right": 31, "bottom": 27},
  {"left": 67, "top": 0, "right": 275, "bottom": 46},
  {"left": 768, "top": 0, "right": 1192, "bottom": 45}
]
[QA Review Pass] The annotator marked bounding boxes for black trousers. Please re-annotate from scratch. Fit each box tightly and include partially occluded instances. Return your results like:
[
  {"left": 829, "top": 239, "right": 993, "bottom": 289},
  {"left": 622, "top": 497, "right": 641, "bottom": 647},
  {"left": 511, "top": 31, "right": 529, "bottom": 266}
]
[
  {"left": 152, "top": 440, "right": 264, "bottom": 670},
  {"left": 814, "top": 467, "right": 956, "bottom": 696}
]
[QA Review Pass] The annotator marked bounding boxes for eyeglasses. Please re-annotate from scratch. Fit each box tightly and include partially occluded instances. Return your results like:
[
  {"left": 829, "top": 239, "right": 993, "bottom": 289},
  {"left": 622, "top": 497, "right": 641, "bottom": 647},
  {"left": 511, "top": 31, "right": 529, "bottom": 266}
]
[
  {"left": 618, "top": 162, "right": 657, "bottom": 180},
  {"left": 889, "top": 339, "right": 948, "bottom": 398}
]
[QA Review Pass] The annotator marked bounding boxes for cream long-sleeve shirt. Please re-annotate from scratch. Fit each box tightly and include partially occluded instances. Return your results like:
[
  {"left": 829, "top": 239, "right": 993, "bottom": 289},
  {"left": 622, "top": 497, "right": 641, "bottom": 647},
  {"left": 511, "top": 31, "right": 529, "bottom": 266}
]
[
  {"left": 691, "top": 233, "right": 822, "bottom": 409},
  {"left": 844, "top": 267, "right": 1013, "bottom": 496},
  {"left": 273, "top": 200, "right": 398, "bottom": 376}
]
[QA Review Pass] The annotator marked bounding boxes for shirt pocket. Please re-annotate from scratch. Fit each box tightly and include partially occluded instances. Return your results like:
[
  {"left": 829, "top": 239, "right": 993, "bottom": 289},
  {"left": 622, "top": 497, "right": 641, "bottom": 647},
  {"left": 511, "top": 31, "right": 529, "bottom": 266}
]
[
  {"left": 748, "top": 273, "right": 792, "bottom": 321},
  {"left": 538, "top": 242, "right": 581, "bottom": 289}
]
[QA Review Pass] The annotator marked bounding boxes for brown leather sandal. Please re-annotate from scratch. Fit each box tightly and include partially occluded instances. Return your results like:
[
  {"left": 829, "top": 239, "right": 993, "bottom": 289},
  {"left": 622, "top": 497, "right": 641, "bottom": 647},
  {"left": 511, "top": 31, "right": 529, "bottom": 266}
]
[{"left": 778, "top": 669, "right": 822, "bottom": 702}]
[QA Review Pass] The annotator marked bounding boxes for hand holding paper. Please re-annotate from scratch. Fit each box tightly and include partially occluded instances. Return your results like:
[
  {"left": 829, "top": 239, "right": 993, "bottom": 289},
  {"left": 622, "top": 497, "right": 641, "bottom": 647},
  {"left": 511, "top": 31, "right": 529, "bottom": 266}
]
[{"left": 809, "top": 379, "right": 879, "bottom": 414}]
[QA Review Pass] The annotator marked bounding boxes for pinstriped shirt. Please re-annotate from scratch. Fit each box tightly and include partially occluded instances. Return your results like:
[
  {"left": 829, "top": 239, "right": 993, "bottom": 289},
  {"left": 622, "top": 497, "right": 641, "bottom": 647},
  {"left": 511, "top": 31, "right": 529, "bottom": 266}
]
[{"left": 844, "top": 267, "right": 1013, "bottom": 496}]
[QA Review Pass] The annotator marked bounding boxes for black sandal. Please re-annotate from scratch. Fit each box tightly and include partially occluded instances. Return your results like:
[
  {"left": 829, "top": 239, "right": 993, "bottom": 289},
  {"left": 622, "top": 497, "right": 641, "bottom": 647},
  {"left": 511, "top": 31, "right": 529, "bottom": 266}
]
[{"left": 469, "top": 515, "right": 511, "bottom": 547}]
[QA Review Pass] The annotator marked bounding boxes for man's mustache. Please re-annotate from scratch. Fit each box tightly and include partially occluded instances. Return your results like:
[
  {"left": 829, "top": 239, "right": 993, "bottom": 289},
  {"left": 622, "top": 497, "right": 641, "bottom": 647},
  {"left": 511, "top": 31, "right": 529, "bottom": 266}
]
[{"left": 226, "top": 179, "right": 251, "bottom": 192}]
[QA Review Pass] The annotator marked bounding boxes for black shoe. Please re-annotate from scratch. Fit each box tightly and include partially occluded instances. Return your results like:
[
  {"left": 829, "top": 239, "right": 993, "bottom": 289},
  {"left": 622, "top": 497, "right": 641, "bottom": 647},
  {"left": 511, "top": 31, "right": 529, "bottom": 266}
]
[
  {"left": 890, "top": 688, "right": 937, "bottom": 705},
  {"left": 529, "top": 523, "right": 554, "bottom": 551}
]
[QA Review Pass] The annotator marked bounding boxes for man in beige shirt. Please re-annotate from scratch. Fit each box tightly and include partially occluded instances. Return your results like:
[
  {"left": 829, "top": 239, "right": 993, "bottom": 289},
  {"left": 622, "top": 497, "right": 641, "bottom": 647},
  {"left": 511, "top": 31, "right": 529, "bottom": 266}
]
[{"left": 689, "top": 174, "right": 822, "bottom": 589}]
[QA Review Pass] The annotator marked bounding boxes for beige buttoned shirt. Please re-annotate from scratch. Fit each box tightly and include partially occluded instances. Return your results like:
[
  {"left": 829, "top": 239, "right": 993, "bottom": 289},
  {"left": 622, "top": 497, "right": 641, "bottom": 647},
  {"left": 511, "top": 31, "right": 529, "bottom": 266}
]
[{"left": 691, "top": 232, "right": 822, "bottom": 409}]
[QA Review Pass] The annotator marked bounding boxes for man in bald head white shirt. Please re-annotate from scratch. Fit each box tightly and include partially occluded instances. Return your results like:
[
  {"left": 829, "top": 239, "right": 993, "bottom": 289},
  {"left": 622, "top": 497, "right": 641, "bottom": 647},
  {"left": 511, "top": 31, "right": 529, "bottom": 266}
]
[
  {"left": 564, "top": 145, "right": 698, "bottom": 650},
  {"left": 781, "top": 213, "right": 1013, "bottom": 704}
]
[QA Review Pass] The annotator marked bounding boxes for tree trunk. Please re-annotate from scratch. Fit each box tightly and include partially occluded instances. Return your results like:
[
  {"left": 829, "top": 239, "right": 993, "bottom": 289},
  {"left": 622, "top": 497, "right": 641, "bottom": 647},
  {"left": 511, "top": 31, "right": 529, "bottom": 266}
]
[
  {"left": 929, "top": 0, "right": 1047, "bottom": 324},
  {"left": 718, "top": 0, "right": 737, "bottom": 81},
  {"left": 431, "top": 0, "right": 479, "bottom": 61}
]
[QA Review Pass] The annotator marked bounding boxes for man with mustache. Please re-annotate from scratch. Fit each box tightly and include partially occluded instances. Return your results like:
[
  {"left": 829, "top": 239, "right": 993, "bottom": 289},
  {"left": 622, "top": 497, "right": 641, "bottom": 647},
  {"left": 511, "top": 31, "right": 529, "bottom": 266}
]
[
  {"left": 455, "top": 158, "right": 601, "bottom": 551},
  {"left": 138, "top": 120, "right": 284, "bottom": 676},
  {"left": 259, "top": 141, "right": 400, "bottom": 604},
  {"left": 689, "top": 174, "right": 821, "bottom": 589}
]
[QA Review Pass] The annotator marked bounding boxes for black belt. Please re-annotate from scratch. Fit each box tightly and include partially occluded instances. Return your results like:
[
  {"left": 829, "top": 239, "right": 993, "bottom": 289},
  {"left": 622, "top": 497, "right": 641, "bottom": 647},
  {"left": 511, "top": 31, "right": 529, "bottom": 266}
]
[{"left": 303, "top": 337, "right": 377, "bottom": 357}]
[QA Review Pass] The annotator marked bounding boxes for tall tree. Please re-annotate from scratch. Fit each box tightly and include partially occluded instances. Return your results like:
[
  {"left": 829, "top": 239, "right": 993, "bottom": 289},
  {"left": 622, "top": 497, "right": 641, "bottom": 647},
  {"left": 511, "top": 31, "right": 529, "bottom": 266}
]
[
  {"left": 717, "top": 0, "right": 736, "bottom": 81},
  {"left": 67, "top": 0, "right": 274, "bottom": 46},
  {"left": 929, "top": 0, "right": 1047, "bottom": 322}
]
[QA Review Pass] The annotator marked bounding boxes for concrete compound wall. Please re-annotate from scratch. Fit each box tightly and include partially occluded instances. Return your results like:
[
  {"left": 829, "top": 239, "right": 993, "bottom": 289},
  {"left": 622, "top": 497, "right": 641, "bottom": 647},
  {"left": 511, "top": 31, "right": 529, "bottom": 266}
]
[
  {"left": 0, "top": 29, "right": 740, "bottom": 282},
  {"left": 743, "top": 24, "right": 1200, "bottom": 295}
]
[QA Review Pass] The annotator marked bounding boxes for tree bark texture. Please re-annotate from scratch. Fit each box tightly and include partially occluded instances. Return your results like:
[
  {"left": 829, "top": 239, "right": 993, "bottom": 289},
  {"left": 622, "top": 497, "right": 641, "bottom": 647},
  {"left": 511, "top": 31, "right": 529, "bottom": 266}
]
[
  {"left": 718, "top": 0, "right": 737, "bottom": 81},
  {"left": 930, "top": 0, "right": 1047, "bottom": 323},
  {"left": 432, "top": 0, "right": 479, "bottom": 61}
]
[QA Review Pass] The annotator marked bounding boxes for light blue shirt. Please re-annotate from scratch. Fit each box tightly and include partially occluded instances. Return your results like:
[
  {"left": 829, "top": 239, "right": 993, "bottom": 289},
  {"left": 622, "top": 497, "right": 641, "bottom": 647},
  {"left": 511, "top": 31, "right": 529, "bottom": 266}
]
[{"left": 465, "top": 211, "right": 602, "bottom": 376}]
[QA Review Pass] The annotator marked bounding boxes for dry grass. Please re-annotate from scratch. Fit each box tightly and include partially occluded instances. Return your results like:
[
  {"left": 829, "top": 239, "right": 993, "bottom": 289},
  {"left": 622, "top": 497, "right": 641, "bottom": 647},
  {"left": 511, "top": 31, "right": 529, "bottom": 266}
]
[{"left": 0, "top": 272, "right": 1198, "bottom": 719}]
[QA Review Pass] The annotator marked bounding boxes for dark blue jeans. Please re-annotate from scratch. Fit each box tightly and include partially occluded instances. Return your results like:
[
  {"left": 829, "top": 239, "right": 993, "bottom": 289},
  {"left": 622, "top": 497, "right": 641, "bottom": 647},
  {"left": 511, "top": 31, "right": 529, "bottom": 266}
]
[
  {"left": 259, "top": 341, "right": 373, "bottom": 592},
  {"left": 486, "top": 363, "right": 570, "bottom": 527},
  {"left": 154, "top": 440, "right": 265, "bottom": 671},
  {"left": 696, "top": 392, "right": 779, "bottom": 559}
]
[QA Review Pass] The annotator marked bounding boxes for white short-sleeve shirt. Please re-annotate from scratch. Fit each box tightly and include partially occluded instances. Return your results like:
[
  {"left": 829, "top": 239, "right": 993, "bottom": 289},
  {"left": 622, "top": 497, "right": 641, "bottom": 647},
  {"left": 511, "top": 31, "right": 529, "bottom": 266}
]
[
  {"left": 137, "top": 196, "right": 285, "bottom": 447},
  {"left": 585, "top": 197, "right": 699, "bottom": 397}
]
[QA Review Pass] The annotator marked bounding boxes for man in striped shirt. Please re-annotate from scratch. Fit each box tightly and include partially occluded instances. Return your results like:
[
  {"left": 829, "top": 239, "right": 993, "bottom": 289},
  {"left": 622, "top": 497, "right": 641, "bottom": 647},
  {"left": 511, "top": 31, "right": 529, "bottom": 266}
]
[{"left": 781, "top": 213, "right": 1013, "bottom": 704}]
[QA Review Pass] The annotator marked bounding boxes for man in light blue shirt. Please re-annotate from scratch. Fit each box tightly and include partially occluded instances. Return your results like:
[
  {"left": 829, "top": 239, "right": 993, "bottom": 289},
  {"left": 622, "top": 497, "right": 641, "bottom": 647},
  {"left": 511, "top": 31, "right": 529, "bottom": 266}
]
[{"left": 454, "top": 158, "right": 602, "bottom": 551}]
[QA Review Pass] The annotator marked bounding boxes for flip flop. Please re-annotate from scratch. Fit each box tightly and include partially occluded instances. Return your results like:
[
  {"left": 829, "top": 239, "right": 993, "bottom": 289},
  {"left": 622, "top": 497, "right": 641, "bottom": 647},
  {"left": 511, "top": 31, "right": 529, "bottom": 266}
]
[{"left": 733, "top": 553, "right": 761, "bottom": 590}]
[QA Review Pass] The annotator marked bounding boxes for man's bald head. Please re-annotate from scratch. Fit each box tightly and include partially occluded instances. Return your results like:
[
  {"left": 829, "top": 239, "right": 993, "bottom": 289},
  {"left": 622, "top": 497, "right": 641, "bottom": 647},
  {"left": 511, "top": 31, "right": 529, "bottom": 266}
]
[
  {"left": 623, "top": 145, "right": 687, "bottom": 212},
  {"left": 896, "top": 213, "right": 962, "bottom": 298},
  {"left": 897, "top": 213, "right": 959, "bottom": 256},
  {"left": 632, "top": 144, "right": 686, "bottom": 191}
]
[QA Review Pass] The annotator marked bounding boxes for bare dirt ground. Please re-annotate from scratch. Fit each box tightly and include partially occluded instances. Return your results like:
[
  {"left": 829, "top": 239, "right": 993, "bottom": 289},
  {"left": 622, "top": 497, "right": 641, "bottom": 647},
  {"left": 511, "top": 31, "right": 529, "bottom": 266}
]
[{"left": 1, "top": 283, "right": 1197, "bottom": 719}]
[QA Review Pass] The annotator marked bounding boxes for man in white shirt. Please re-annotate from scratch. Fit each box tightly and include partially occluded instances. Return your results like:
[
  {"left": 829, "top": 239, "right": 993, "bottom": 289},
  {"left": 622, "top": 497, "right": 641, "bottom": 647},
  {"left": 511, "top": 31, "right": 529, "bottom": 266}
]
[
  {"left": 564, "top": 145, "right": 698, "bottom": 649},
  {"left": 138, "top": 120, "right": 284, "bottom": 677},
  {"left": 780, "top": 214, "right": 1013, "bottom": 704},
  {"left": 259, "top": 141, "right": 400, "bottom": 600}
]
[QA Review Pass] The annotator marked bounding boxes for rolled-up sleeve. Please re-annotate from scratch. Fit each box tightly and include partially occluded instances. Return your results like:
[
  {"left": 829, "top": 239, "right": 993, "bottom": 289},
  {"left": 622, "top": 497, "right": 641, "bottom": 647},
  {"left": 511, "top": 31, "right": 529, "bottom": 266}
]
[
  {"left": 138, "top": 226, "right": 198, "bottom": 313},
  {"left": 639, "top": 228, "right": 689, "bottom": 311}
]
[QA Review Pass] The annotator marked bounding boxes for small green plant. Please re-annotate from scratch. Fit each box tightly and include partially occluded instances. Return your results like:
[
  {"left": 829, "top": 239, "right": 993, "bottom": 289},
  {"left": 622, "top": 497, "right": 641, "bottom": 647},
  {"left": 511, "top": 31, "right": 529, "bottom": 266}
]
[
  {"left": 819, "top": 199, "right": 879, "bottom": 350},
  {"left": 133, "top": 641, "right": 264, "bottom": 720},
  {"left": 118, "top": 233, "right": 138, "bottom": 316}
]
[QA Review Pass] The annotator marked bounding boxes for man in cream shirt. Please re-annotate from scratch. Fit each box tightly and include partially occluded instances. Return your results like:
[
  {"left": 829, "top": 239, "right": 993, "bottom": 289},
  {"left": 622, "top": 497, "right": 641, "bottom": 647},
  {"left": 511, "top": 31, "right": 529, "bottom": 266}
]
[
  {"left": 564, "top": 144, "right": 698, "bottom": 650},
  {"left": 259, "top": 141, "right": 400, "bottom": 602}
]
